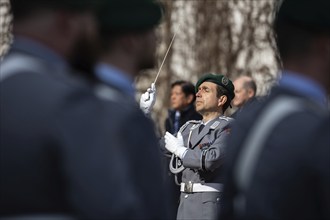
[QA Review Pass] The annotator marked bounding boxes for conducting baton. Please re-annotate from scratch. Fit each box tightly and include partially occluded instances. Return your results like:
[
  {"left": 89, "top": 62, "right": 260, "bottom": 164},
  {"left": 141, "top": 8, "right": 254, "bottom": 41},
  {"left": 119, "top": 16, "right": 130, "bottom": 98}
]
[{"left": 153, "top": 31, "right": 177, "bottom": 85}]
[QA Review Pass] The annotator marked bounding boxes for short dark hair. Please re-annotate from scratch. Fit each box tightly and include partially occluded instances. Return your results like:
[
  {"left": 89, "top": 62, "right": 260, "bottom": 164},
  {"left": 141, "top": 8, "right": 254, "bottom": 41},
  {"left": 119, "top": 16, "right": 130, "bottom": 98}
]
[
  {"left": 171, "top": 80, "right": 196, "bottom": 103},
  {"left": 274, "top": 22, "right": 321, "bottom": 61},
  {"left": 10, "top": 0, "right": 100, "bottom": 20},
  {"left": 215, "top": 85, "right": 231, "bottom": 113},
  {"left": 274, "top": 0, "right": 330, "bottom": 61}
]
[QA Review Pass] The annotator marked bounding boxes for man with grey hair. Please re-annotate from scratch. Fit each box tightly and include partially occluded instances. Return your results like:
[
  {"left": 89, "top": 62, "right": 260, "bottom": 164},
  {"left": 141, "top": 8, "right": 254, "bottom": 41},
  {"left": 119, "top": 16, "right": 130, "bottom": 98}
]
[{"left": 231, "top": 75, "right": 257, "bottom": 118}]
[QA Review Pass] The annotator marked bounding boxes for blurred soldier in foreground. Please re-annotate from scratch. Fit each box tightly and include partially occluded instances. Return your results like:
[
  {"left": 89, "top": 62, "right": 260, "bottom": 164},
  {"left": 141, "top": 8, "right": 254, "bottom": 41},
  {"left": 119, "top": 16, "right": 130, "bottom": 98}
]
[
  {"left": 0, "top": 0, "right": 166, "bottom": 219},
  {"left": 95, "top": 0, "right": 160, "bottom": 110},
  {"left": 220, "top": 0, "right": 330, "bottom": 219},
  {"left": 231, "top": 76, "right": 257, "bottom": 118},
  {"left": 94, "top": 1, "right": 169, "bottom": 219},
  {"left": 162, "top": 73, "right": 235, "bottom": 220}
]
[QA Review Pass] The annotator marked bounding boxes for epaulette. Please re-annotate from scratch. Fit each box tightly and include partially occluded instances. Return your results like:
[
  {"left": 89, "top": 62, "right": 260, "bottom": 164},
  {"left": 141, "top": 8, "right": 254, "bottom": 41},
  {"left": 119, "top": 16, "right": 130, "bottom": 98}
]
[
  {"left": 219, "top": 115, "right": 234, "bottom": 122},
  {"left": 206, "top": 116, "right": 234, "bottom": 130},
  {"left": 178, "top": 120, "right": 202, "bottom": 133},
  {"left": 210, "top": 121, "right": 220, "bottom": 129},
  {"left": 187, "top": 120, "right": 202, "bottom": 124}
]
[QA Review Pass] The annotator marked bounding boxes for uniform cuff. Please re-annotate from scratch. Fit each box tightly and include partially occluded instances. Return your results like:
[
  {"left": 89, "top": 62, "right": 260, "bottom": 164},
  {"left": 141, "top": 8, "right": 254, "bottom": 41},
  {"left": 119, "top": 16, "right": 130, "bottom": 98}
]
[{"left": 175, "top": 147, "right": 188, "bottom": 159}]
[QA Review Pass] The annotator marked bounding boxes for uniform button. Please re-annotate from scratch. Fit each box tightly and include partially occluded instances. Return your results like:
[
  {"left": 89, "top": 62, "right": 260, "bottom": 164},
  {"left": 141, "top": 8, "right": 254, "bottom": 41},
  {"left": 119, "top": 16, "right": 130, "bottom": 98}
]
[
  {"left": 184, "top": 195, "right": 188, "bottom": 199},
  {"left": 216, "top": 198, "right": 220, "bottom": 202}
]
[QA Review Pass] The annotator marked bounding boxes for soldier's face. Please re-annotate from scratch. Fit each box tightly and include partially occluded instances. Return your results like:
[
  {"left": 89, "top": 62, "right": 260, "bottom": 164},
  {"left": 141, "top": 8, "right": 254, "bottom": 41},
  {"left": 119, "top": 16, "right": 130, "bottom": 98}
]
[
  {"left": 170, "top": 85, "right": 192, "bottom": 110},
  {"left": 195, "top": 82, "right": 222, "bottom": 114},
  {"left": 233, "top": 79, "right": 250, "bottom": 108},
  {"left": 136, "top": 29, "right": 157, "bottom": 70},
  {"left": 69, "top": 12, "right": 99, "bottom": 74}
]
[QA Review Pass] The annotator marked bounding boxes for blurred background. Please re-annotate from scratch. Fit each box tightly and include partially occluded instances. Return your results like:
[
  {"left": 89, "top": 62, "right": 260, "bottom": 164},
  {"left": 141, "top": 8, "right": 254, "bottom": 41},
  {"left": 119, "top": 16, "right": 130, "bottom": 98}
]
[{"left": 0, "top": 0, "right": 281, "bottom": 135}]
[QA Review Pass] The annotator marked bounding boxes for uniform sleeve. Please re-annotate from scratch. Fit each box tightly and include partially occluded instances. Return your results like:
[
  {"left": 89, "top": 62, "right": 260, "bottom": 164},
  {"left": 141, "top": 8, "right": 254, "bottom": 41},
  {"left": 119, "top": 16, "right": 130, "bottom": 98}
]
[{"left": 181, "top": 120, "right": 231, "bottom": 171}]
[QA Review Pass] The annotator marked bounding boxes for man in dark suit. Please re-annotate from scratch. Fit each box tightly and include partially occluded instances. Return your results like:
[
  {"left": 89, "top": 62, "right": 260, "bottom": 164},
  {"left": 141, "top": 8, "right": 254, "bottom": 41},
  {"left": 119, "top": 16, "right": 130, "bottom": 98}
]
[
  {"left": 165, "top": 80, "right": 202, "bottom": 134},
  {"left": 0, "top": 0, "right": 166, "bottom": 219},
  {"left": 220, "top": 0, "right": 330, "bottom": 219}
]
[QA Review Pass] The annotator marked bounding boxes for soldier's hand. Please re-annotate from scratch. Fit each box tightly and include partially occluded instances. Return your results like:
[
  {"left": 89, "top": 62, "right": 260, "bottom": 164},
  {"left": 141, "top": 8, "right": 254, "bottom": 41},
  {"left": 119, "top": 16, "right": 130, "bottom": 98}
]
[
  {"left": 164, "top": 132, "right": 187, "bottom": 158},
  {"left": 139, "top": 83, "right": 156, "bottom": 115}
]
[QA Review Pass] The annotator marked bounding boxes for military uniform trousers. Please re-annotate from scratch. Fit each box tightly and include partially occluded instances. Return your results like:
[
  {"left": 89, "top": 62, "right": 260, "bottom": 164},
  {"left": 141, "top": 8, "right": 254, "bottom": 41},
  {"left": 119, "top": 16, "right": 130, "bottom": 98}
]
[{"left": 178, "top": 191, "right": 221, "bottom": 220}]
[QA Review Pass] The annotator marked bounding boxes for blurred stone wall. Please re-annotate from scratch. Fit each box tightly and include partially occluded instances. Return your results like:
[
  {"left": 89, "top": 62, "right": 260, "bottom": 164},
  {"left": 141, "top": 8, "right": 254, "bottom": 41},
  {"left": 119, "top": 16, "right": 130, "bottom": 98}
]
[{"left": 0, "top": 0, "right": 12, "bottom": 59}]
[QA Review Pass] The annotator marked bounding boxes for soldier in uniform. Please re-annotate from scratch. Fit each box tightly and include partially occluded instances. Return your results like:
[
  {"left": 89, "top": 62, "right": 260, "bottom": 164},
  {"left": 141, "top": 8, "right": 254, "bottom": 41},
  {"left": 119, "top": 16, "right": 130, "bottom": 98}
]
[
  {"left": 94, "top": 2, "right": 170, "bottom": 219},
  {"left": 94, "top": 0, "right": 162, "bottom": 106},
  {"left": 162, "top": 73, "right": 235, "bottom": 220},
  {"left": 220, "top": 0, "right": 330, "bottom": 220},
  {"left": 0, "top": 0, "right": 167, "bottom": 219}
]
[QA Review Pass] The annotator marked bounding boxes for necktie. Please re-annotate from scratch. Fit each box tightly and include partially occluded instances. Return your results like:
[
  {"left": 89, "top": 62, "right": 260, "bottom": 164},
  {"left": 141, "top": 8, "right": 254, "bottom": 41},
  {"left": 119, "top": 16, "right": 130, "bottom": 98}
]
[
  {"left": 174, "top": 111, "right": 181, "bottom": 133},
  {"left": 198, "top": 124, "right": 205, "bottom": 134}
]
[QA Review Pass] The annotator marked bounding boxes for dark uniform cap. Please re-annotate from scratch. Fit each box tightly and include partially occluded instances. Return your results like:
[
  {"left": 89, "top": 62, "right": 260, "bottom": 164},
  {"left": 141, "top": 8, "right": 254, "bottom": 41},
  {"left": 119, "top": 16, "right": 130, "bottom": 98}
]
[
  {"left": 98, "top": 0, "right": 163, "bottom": 31},
  {"left": 10, "top": 0, "right": 104, "bottom": 10},
  {"left": 195, "top": 73, "right": 235, "bottom": 101},
  {"left": 276, "top": 0, "right": 330, "bottom": 30},
  {"left": 10, "top": 0, "right": 105, "bottom": 20}
]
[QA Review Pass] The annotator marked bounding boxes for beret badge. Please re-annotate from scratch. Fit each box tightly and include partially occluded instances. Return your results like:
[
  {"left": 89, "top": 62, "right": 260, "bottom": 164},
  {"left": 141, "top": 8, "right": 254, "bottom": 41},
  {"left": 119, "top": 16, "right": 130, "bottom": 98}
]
[{"left": 221, "top": 76, "right": 229, "bottom": 86}]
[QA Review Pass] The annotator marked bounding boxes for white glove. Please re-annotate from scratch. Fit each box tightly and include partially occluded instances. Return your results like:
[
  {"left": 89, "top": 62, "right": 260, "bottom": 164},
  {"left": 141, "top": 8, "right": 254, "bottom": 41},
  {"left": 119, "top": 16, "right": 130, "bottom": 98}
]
[
  {"left": 139, "top": 83, "right": 156, "bottom": 115},
  {"left": 164, "top": 132, "right": 188, "bottom": 159}
]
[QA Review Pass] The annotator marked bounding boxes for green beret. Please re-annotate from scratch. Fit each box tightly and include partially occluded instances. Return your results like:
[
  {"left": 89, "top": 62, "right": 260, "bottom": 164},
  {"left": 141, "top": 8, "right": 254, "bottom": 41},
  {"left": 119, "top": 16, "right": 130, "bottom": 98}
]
[
  {"left": 98, "top": 0, "right": 163, "bottom": 32},
  {"left": 276, "top": 0, "right": 330, "bottom": 30},
  {"left": 195, "top": 73, "right": 235, "bottom": 101}
]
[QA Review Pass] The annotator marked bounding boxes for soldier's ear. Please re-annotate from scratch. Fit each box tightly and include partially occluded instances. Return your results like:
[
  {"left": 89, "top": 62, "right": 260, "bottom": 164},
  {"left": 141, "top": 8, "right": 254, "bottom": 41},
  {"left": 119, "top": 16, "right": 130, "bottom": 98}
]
[
  {"left": 247, "top": 88, "right": 255, "bottom": 98},
  {"left": 218, "top": 95, "right": 227, "bottom": 107}
]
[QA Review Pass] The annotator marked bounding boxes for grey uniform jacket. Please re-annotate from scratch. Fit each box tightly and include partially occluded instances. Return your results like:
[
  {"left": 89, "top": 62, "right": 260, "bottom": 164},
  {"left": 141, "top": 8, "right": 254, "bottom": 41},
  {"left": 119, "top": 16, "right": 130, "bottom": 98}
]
[
  {"left": 179, "top": 116, "right": 233, "bottom": 184},
  {"left": 161, "top": 116, "right": 233, "bottom": 220}
]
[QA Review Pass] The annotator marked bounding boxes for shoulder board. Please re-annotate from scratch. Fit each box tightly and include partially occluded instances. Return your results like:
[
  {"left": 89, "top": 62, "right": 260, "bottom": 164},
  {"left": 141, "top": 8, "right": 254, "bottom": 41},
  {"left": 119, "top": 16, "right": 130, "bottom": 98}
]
[
  {"left": 206, "top": 116, "right": 234, "bottom": 130},
  {"left": 187, "top": 120, "right": 202, "bottom": 124},
  {"left": 178, "top": 120, "right": 202, "bottom": 133},
  {"left": 210, "top": 121, "right": 220, "bottom": 129},
  {"left": 210, "top": 116, "right": 234, "bottom": 129},
  {"left": 219, "top": 115, "right": 234, "bottom": 122}
]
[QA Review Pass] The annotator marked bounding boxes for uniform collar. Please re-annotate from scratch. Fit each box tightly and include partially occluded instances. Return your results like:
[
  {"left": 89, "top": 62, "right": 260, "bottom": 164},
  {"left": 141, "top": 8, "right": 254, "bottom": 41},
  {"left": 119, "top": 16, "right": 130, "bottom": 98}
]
[
  {"left": 279, "top": 70, "right": 327, "bottom": 106},
  {"left": 11, "top": 35, "right": 69, "bottom": 73},
  {"left": 94, "top": 63, "right": 136, "bottom": 98}
]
